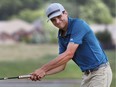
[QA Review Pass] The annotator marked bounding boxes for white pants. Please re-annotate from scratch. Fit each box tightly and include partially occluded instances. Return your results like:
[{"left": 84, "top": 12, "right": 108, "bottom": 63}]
[{"left": 80, "top": 64, "right": 112, "bottom": 87}]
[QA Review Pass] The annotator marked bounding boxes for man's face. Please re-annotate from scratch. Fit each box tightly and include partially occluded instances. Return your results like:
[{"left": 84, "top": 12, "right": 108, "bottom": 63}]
[{"left": 50, "top": 11, "right": 68, "bottom": 30}]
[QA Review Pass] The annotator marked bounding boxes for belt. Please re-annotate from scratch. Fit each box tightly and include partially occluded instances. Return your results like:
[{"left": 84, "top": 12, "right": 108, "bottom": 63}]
[{"left": 84, "top": 62, "right": 109, "bottom": 75}]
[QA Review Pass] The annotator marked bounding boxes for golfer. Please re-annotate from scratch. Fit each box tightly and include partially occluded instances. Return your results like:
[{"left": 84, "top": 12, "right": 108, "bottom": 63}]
[{"left": 30, "top": 3, "right": 112, "bottom": 87}]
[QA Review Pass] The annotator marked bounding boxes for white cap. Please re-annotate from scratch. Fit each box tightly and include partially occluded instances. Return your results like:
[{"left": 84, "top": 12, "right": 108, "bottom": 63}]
[{"left": 46, "top": 3, "right": 65, "bottom": 21}]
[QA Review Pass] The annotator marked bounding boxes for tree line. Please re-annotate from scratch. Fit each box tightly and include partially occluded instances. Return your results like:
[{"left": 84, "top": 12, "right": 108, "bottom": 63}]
[
  {"left": 0, "top": 0, "right": 115, "bottom": 48},
  {"left": 0, "top": 0, "right": 115, "bottom": 24}
]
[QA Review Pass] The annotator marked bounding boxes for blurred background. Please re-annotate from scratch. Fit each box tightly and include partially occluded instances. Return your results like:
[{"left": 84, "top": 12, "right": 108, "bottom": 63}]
[{"left": 0, "top": 0, "right": 115, "bottom": 87}]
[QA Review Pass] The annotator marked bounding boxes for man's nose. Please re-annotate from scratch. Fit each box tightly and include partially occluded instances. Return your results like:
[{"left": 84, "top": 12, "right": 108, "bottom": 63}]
[{"left": 56, "top": 18, "right": 60, "bottom": 24}]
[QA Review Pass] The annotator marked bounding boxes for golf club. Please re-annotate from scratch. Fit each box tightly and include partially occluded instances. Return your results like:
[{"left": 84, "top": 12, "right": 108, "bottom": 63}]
[{"left": 0, "top": 74, "right": 31, "bottom": 80}]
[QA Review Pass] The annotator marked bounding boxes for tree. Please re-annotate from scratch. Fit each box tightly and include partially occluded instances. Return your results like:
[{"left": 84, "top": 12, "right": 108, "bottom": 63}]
[
  {"left": 79, "top": 0, "right": 113, "bottom": 24},
  {"left": 0, "top": 0, "right": 42, "bottom": 20},
  {"left": 0, "top": 0, "right": 22, "bottom": 20},
  {"left": 102, "top": 0, "right": 116, "bottom": 17},
  {"left": 11, "top": 8, "right": 45, "bottom": 22},
  {"left": 95, "top": 29, "right": 115, "bottom": 49}
]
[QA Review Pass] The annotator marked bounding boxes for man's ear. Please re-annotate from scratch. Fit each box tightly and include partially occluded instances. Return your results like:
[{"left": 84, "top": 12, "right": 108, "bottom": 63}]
[
  {"left": 63, "top": 11, "right": 68, "bottom": 17},
  {"left": 63, "top": 11, "right": 68, "bottom": 15}
]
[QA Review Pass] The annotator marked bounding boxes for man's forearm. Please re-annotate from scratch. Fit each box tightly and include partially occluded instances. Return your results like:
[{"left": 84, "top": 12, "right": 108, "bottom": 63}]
[
  {"left": 46, "top": 64, "right": 66, "bottom": 75},
  {"left": 41, "top": 51, "right": 72, "bottom": 73}
]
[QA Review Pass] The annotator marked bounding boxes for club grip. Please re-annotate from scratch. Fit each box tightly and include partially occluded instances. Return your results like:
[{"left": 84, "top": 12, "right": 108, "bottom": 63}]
[{"left": 19, "top": 75, "right": 31, "bottom": 79}]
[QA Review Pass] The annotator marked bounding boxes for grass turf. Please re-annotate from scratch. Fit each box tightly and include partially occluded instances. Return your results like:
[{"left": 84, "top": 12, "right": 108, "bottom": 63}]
[{"left": 0, "top": 44, "right": 115, "bottom": 87}]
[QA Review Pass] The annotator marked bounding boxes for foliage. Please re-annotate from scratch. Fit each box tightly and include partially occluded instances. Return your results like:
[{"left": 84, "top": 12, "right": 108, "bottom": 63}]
[
  {"left": 11, "top": 8, "right": 45, "bottom": 22},
  {"left": 0, "top": 0, "right": 115, "bottom": 24},
  {"left": 102, "top": 0, "right": 116, "bottom": 17},
  {"left": 43, "top": 20, "right": 58, "bottom": 44},
  {"left": 0, "top": 0, "right": 115, "bottom": 44},
  {"left": 31, "top": 31, "right": 47, "bottom": 44},
  {"left": 96, "top": 30, "right": 111, "bottom": 42},
  {"left": 78, "top": 0, "right": 113, "bottom": 24},
  {"left": 95, "top": 29, "right": 115, "bottom": 49},
  {"left": 45, "top": 0, "right": 113, "bottom": 24},
  {"left": 0, "top": 0, "right": 42, "bottom": 20}
]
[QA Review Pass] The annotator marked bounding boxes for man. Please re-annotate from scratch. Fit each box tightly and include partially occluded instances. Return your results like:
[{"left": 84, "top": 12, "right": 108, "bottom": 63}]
[{"left": 30, "top": 3, "right": 112, "bottom": 87}]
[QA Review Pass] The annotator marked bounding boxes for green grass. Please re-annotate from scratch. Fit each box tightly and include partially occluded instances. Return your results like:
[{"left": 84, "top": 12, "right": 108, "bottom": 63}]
[
  {"left": 105, "top": 50, "right": 116, "bottom": 87},
  {"left": 0, "top": 44, "right": 115, "bottom": 87},
  {"left": 0, "top": 54, "right": 82, "bottom": 79}
]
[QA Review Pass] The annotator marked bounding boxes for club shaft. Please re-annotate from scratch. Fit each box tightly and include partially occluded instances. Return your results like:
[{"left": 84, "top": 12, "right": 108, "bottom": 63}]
[
  {"left": 0, "top": 74, "right": 31, "bottom": 80},
  {"left": 7, "top": 76, "right": 19, "bottom": 79}
]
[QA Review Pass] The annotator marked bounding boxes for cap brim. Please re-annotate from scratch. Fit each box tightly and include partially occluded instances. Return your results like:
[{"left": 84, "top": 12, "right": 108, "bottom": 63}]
[{"left": 47, "top": 11, "right": 62, "bottom": 22}]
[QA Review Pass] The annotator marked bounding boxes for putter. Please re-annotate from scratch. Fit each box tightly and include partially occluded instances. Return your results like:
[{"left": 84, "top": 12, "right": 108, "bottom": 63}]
[{"left": 0, "top": 74, "right": 31, "bottom": 80}]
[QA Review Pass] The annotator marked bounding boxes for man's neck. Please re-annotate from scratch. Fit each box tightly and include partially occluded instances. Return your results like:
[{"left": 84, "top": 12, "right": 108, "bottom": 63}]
[{"left": 60, "top": 29, "right": 67, "bottom": 37}]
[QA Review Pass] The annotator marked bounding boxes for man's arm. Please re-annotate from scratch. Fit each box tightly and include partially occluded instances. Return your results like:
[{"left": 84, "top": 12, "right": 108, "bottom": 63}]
[
  {"left": 30, "top": 43, "right": 79, "bottom": 81},
  {"left": 41, "top": 43, "right": 79, "bottom": 72},
  {"left": 46, "top": 64, "right": 66, "bottom": 75}
]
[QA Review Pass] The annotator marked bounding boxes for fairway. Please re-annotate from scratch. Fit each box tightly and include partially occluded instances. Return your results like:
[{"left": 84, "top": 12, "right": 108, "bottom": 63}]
[
  {"left": 0, "top": 44, "right": 58, "bottom": 61},
  {"left": 0, "top": 44, "right": 115, "bottom": 87}
]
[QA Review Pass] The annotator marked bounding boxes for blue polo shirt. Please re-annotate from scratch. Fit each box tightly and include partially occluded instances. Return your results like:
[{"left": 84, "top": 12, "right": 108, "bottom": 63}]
[{"left": 58, "top": 17, "right": 108, "bottom": 72}]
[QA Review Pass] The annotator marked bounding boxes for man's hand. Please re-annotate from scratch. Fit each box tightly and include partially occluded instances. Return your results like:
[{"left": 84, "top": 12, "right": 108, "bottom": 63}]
[{"left": 30, "top": 68, "right": 46, "bottom": 81}]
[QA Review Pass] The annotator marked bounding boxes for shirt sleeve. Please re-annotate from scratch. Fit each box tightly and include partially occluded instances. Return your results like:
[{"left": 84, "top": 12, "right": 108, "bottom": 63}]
[{"left": 69, "top": 20, "right": 90, "bottom": 44}]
